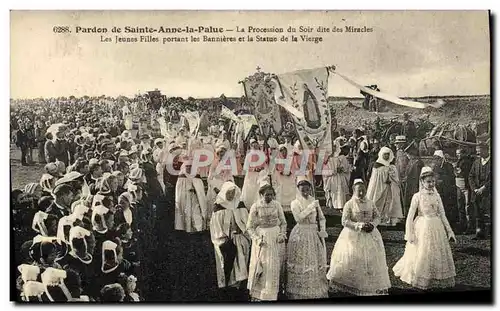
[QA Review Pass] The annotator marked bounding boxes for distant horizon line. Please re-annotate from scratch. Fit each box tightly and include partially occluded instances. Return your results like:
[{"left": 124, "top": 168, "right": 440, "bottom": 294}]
[{"left": 9, "top": 94, "right": 491, "bottom": 101}]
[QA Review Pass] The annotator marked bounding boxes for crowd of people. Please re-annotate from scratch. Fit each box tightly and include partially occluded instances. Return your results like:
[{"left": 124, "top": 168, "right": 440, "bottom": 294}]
[{"left": 11, "top": 97, "right": 491, "bottom": 302}]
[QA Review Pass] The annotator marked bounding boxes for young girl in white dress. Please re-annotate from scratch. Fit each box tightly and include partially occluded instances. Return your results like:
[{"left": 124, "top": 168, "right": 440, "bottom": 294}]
[
  {"left": 246, "top": 181, "right": 287, "bottom": 301},
  {"left": 326, "top": 179, "right": 391, "bottom": 296},
  {"left": 286, "top": 176, "right": 329, "bottom": 300},
  {"left": 393, "top": 166, "right": 457, "bottom": 290}
]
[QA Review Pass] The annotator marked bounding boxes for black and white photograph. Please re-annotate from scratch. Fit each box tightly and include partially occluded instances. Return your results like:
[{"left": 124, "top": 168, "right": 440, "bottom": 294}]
[{"left": 9, "top": 10, "right": 492, "bottom": 303}]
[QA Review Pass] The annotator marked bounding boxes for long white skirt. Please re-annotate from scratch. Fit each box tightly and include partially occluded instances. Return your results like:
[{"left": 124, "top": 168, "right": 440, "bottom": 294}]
[
  {"left": 273, "top": 174, "right": 296, "bottom": 212},
  {"left": 241, "top": 171, "right": 261, "bottom": 209},
  {"left": 174, "top": 193, "right": 205, "bottom": 233},
  {"left": 286, "top": 224, "right": 329, "bottom": 300},
  {"left": 324, "top": 175, "right": 348, "bottom": 210},
  {"left": 213, "top": 234, "right": 251, "bottom": 288},
  {"left": 327, "top": 227, "right": 391, "bottom": 296},
  {"left": 393, "top": 216, "right": 456, "bottom": 289},
  {"left": 247, "top": 226, "right": 285, "bottom": 301}
]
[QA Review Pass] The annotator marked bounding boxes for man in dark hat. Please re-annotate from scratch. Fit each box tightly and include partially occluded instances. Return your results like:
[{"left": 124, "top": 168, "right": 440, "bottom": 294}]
[
  {"left": 46, "top": 184, "right": 75, "bottom": 220},
  {"left": 468, "top": 142, "right": 491, "bottom": 239},
  {"left": 401, "top": 112, "right": 416, "bottom": 142},
  {"left": 394, "top": 136, "right": 409, "bottom": 179}
]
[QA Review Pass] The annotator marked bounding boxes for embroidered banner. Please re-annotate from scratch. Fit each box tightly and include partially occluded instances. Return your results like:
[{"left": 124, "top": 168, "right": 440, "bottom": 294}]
[
  {"left": 181, "top": 111, "right": 200, "bottom": 136},
  {"left": 274, "top": 67, "right": 332, "bottom": 150},
  {"left": 241, "top": 71, "right": 282, "bottom": 136},
  {"left": 157, "top": 117, "right": 168, "bottom": 138},
  {"left": 238, "top": 114, "right": 258, "bottom": 140}
]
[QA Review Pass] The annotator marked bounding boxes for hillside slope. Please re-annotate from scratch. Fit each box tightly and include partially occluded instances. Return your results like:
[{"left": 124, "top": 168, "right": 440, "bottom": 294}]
[{"left": 329, "top": 95, "right": 491, "bottom": 131}]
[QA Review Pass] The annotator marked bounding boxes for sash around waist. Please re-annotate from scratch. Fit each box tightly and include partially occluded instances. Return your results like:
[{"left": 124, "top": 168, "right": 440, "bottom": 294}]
[
  {"left": 258, "top": 223, "right": 280, "bottom": 229},
  {"left": 416, "top": 214, "right": 439, "bottom": 219},
  {"left": 295, "top": 223, "right": 318, "bottom": 228}
]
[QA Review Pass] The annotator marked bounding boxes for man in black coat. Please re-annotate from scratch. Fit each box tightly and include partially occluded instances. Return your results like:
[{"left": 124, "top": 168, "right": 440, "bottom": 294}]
[
  {"left": 53, "top": 133, "right": 70, "bottom": 167},
  {"left": 46, "top": 184, "right": 75, "bottom": 220},
  {"left": 403, "top": 146, "right": 424, "bottom": 217},
  {"left": 468, "top": 143, "right": 491, "bottom": 240},
  {"left": 34, "top": 119, "right": 47, "bottom": 164},
  {"left": 431, "top": 150, "right": 458, "bottom": 230},
  {"left": 455, "top": 148, "right": 475, "bottom": 233},
  {"left": 401, "top": 113, "right": 417, "bottom": 143},
  {"left": 16, "top": 123, "right": 30, "bottom": 166}
]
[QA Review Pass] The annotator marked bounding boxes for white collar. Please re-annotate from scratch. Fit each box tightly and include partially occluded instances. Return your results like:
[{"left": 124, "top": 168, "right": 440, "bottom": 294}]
[
  {"left": 102, "top": 261, "right": 119, "bottom": 274},
  {"left": 94, "top": 227, "right": 108, "bottom": 234},
  {"left": 69, "top": 251, "right": 93, "bottom": 264}
]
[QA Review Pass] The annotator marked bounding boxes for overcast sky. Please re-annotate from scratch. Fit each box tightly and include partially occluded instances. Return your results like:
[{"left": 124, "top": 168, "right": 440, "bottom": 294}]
[{"left": 10, "top": 10, "right": 490, "bottom": 99}]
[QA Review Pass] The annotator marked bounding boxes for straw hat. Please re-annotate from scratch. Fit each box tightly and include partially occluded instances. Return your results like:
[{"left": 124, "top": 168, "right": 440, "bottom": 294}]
[{"left": 394, "top": 135, "right": 407, "bottom": 144}]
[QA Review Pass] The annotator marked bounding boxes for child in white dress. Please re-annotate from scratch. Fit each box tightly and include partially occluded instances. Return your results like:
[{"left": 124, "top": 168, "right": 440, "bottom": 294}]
[
  {"left": 326, "top": 179, "right": 391, "bottom": 296},
  {"left": 393, "top": 166, "right": 456, "bottom": 290}
]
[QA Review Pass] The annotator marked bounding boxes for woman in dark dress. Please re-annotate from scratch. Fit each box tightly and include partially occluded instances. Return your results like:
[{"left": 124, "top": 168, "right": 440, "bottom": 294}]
[
  {"left": 93, "top": 239, "right": 134, "bottom": 299},
  {"left": 62, "top": 226, "right": 96, "bottom": 297}
]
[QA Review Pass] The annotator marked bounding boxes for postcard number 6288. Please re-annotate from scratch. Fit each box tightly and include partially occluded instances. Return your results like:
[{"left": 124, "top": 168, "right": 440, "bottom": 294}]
[{"left": 53, "top": 26, "right": 71, "bottom": 33}]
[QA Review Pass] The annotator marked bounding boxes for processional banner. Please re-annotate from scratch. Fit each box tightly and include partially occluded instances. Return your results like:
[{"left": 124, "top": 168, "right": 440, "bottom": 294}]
[
  {"left": 241, "top": 71, "right": 282, "bottom": 136},
  {"left": 221, "top": 105, "right": 240, "bottom": 123},
  {"left": 273, "top": 67, "right": 333, "bottom": 151},
  {"left": 238, "top": 114, "right": 258, "bottom": 141},
  {"left": 181, "top": 111, "right": 200, "bottom": 136}
]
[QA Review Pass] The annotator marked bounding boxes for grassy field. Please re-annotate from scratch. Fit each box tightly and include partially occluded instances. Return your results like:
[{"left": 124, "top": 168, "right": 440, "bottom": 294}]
[{"left": 10, "top": 146, "right": 491, "bottom": 294}]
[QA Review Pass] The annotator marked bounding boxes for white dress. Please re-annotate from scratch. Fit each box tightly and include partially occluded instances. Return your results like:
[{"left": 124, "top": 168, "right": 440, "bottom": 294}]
[
  {"left": 271, "top": 168, "right": 296, "bottom": 212},
  {"left": 241, "top": 151, "right": 268, "bottom": 209},
  {"left": 366, "top": 163, "right": 404, "bottom": 226},
  {"left": 286, "top": 197, "right": 329, "bottom": 300},
  {"left": 393, "top": 189, "right": 456, "bottom": 289},
  {"left": 323, "top": 155, "right": 350, "bottom": 210},
  {"left": 246, "top": 200, "right": 287, "bottom": 301},
  {"left": 240, "top": 170, "right": 262, "bottom": 209},
  {"left": 174, "top": 174, "right": 207, "bottom": 232},
  {"left": 326, "top": 197, "right": 391, "bottom": 296}
]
